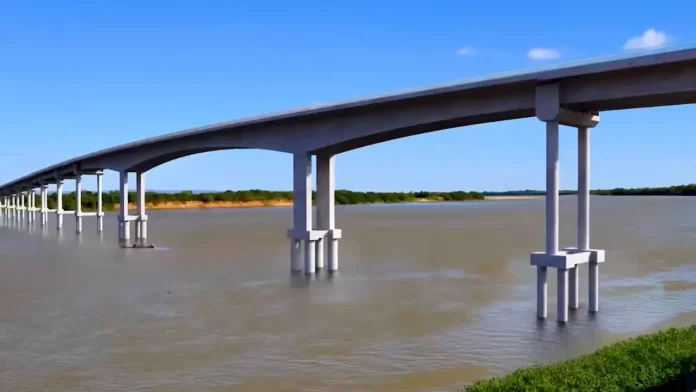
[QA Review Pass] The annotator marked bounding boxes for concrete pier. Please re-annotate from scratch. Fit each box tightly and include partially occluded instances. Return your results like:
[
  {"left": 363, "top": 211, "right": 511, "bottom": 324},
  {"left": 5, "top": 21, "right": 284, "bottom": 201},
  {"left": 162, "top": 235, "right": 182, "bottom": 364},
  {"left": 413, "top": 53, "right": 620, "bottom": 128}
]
[
  {"left": 118, "top": 171, "right": 130, "bottom": 243},
  {"left": 537, "top": 266, "right": 547, "bottom": 319},
  {"left": 316, "top": 153, "right": 341, "bottom": 272},
  {"left": 577, "top": 127, "right": 600, "bottom": 313},
  {"left": 56, "top": 178, "right": 63, "bottom": 230},
  {"left": 18, "top": 191, "right": 25, "bottom": 223},
  {"left": 75, "top": 170, "right": 83, "bottom": 233},
  {"left": 97, "top": 171, "right": 104, "bottom": 232},
  {"left": 136, "top": 172, "right": 147, "bottom": 244},
  {"left": 557, "top": 268, "right": 568, "bottom": 322},
  {"left": 287, "top": 152, "right": 325, "bottom": 274},
  {"left": 530, "top": 83, "right": 605, "bottom": 323},
  {"left": 28, "top": 188, "right": 34, "bottom": 223},
  {"left": 39, "top": 183, "right": 47, "bottom": 226},
  {"left": 569, "top": 266, "right": 579, "bottom": 310}
]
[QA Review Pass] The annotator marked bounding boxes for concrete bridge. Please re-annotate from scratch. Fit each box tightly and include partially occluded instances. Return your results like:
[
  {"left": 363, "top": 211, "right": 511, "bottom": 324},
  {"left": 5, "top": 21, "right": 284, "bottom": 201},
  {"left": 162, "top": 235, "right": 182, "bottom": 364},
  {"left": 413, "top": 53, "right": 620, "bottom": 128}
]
[{"left": 3, "top": 47, "right": 696, "bottom": 322}]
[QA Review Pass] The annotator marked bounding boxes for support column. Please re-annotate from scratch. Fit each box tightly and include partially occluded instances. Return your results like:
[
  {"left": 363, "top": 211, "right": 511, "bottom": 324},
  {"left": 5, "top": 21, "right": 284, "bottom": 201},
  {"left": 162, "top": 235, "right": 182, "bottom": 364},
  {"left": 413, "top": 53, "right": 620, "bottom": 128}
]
[
  {"left": 119, "top": 171, "right": 130, "bottom": 243},
  {"left": 56, "top": 178, "right": 63, "bottom": 230},
  {"left": 546, "top": 120, "right": 569, "bottom": 322},
  {"left": 75, "top": 171, "right": 83, "bottom": 233},
  {"left": 24, "top": 191, "right": 28, "bottom": 222},
  {"left": 546, "top": 121, "right": 559, "bottom": 256},
  {"left": 557, "top": 268, "right": 569, "bottom": 322},
  {"left": 28, "top": 189, "right": 33, "bottom": 224},
  {"left": 289, "top": 152, "right": 314, "bottom": 274},
  {"left": 317, "top": 153, "right": 339, "bottom": 271},
  {"left": 578, "top": 127, "right": 598, "bottom": 313},
  {"left": 31, "top": 188, "right": 36, "bottom": 223},
  {"left": 97, "top": 171, "right": 104, "bottom": 232},
  {"left": 537, "top": 266, "right": 547, "bottom": 319},
  {"left": 42, "top": 184, "right": 48, "bottom": 226},
  {"left": 136, "top": 172, "right": 147, "bottom": 243},
  {"left": 571, "top": 127, "right": 583, "bottom": 310},
  {"left": 569, "top": 266, "right": 579, "bottom": 310},
  {"left": 535, "top": 120, "right": 560, "bottom": 320},
  {"left": 39, "top": 184, "right": 45, "bottom": 226},
  {"left": 19, "top": 191, "right": 24, "bottom": 222}
]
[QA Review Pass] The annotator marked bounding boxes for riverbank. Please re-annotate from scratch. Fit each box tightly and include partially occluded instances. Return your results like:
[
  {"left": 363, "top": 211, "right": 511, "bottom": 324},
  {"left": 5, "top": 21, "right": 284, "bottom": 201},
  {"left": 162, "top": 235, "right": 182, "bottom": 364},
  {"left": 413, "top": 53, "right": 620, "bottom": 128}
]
[
  {"left": 483, "top": 195, "right": 542, "bottom": 200},
  {"left": 109, "top": 195, "right": 529, "bottom": 210},
  {"left": 465, "top": 325, "right": 696, "bottom": 391},
  {"left": 115, "top": 200, "right": 294, "bottom": 210},
  {"left": 42, "top": 189, "right": 486, "bottom": 211}
]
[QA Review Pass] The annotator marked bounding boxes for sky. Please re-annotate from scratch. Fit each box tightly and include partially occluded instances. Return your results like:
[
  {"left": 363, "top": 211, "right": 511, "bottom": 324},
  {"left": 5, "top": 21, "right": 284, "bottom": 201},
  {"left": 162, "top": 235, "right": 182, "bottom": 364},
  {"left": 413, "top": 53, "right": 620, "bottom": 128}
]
[{"left": 2, "top": 1, "right": 696, "bottom": 192}]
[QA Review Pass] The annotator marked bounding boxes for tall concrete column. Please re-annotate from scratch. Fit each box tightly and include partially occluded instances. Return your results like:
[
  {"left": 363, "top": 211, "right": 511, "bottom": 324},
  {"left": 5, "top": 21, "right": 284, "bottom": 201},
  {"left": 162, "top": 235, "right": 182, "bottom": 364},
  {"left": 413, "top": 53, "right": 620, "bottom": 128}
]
[
  {"left": 578, "top": 127, "right": 598, "bottom": 313},
  {"left": 56, "top": 178, "right": 63, "bottom": 230},
  {"left": 19, "top": 191, "right": 24, "bottom": 222},
  {"left": 317, "top": 153, "right": 339, "bottom": 271},
  {"left": 27, "top": 189, "right": 32, "bottom": 223},
  {"left": 537, "top": 120, "right": 560, "bottom": 319},
  {"left": 96, "top": 171, "right": 104, "bottom": 232},
  {"left": 32, "top": 188, "right": 36, "bottom": 222},
  {"left": 546, "top": 120, "right": 559, "bottom": 256},
  {"left": 537, "top": 266, "right": 547, "bottom": 319},
  {"left": 569, "top": 266, "right": 579, "bottom": 310},
  {"left": 557, "top": 268, "right": 569, "bottom": 322},
  {"left": 290, "top": 152, "right": 314, "bottom": 274},
  {"left": 24, "top": 191, "right": 29, "bottom": 223},
  {"left": 119, "top": 171, "right": 130, "bottom": 243},
  {"left": 136, "top": 172, "right": 147, "bottom": 243},
  {"left": 39, "top": 184, "right": 46, "bottom": 226},
  {"left": 75, "top": 171, "right": 83, "bottom": 233},
  {"left": 29, "top": 189, "right": 34, "bottom": 223},
  {"left": 22, "top": 190, "right": 26, "bottom": 223},
  {"left": 547, "top": 120, "right": 569, "bottom": 322}
]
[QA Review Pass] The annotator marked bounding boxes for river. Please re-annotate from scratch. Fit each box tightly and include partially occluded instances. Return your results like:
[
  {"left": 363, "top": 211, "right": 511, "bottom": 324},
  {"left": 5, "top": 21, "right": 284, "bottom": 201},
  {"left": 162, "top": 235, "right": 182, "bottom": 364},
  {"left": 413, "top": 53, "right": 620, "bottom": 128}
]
[{"left": 2, "top": 196, "right": 696, "bottom": 391}]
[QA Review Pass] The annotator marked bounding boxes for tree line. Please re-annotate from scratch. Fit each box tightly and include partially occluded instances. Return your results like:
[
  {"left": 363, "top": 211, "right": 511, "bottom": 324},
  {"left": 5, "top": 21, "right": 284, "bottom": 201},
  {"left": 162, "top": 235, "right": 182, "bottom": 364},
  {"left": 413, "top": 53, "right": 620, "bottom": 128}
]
[
  {"left": 590, "top": 184, "right": 696, "bottom": 196},
  {"left": 32, "top": 189, "right": 485, "bottom": 211},
  {"left": 26, "top": 183, "right": 694, "bottom": 212}
]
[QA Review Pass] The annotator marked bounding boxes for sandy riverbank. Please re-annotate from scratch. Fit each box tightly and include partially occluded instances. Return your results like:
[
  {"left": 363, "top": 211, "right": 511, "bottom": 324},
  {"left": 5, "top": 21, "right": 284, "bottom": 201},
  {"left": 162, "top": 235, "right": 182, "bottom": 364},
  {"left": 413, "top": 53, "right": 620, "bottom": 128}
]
[
  {"left": 115, "top": 200, "right": 294, "bottom": 210},
  {"left": 111, "top": 196, "right": 538, "bottom": 210},
  {"left": 484, "top": 195, "right": 543, "bottom": 200}
]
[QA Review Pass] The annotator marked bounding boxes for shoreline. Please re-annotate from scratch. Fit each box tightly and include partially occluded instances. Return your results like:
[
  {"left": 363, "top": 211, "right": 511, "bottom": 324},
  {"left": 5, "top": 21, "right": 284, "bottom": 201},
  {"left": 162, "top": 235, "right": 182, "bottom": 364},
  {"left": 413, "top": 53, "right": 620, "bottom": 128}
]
[
  {"left": 482, "top": 195, "right": 542, "bottom": 200},
  {"left": 109, "top": 196, "right": 538, "bottom": 211}
]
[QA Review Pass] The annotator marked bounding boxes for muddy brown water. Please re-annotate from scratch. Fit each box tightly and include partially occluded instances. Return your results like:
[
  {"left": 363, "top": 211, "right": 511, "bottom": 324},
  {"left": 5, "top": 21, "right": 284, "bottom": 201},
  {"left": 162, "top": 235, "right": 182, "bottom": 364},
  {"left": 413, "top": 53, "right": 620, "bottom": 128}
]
[{"left": 2, "top": 196, "right": 696, "bottom": 391}]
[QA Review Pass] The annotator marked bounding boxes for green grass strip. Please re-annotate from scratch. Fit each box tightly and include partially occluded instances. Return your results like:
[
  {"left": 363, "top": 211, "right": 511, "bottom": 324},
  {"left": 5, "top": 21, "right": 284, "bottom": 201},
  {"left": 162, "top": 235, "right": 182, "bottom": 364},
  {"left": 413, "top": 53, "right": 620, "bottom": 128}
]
[{"left": 465, "top": 326, "right": 696, "bottom": 392}]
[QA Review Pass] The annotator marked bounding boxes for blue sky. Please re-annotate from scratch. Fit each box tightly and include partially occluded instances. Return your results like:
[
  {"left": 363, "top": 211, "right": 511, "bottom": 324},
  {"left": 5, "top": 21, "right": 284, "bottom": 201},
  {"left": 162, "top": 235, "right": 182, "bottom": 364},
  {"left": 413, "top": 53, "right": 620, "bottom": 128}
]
[{"left": 2, "top": 1, "right": 696, "bottom": 192}]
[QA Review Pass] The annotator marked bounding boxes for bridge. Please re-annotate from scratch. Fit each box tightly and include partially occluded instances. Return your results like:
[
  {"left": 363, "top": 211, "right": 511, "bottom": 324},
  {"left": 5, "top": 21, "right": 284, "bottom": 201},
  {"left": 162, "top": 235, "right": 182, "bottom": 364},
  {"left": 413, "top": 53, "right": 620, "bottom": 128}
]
[{"left": 3, "top": 47, "right": 696, "bottom": 323}]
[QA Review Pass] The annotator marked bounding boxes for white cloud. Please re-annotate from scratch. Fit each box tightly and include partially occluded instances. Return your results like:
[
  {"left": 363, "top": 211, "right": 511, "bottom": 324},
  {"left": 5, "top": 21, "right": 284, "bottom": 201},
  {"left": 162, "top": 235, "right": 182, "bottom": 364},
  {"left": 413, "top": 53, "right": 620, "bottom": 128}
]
[
  {"left": 456, "top": 46, "right": 476, "bottom": 56},
  {"left": 527, "top": 48, "right": 561, "bottom": 60},
  {"left": 623, "top": 28, "right": 669, "bottom": 50}
]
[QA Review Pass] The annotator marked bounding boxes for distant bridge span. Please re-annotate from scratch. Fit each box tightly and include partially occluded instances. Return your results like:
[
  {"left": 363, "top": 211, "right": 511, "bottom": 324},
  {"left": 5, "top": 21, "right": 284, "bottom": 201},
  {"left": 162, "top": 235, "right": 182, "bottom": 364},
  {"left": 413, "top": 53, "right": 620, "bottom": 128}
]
[{"left": 3, "top": 47, "right": 696, "bottom": 323}]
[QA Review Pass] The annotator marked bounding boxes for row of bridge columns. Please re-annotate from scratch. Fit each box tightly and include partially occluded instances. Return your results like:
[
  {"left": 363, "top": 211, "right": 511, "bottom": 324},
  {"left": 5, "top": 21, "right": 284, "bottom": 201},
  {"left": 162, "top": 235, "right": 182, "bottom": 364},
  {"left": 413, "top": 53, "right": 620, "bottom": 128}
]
[
  {"left": 1, "top": 169, "right": 148, "bottom": 247},
  {"left": 0, "top": 93, "right": 602, "bottom": 321},
  {"left": 1, "top": 168, "right": 105, "bottom": 234}
]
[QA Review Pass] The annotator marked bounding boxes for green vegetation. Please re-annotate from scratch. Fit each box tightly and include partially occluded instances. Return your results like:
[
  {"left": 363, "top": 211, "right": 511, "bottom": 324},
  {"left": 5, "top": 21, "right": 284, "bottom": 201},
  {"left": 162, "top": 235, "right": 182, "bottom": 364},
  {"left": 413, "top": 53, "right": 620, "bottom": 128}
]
[
  {"left": 592, "top": 183, "right": 696, "bottom": 196},
  {"left": 36, "top": 189, "right": 484, "bottom": 211},
  {"left": 465, "top": 326, "right": 696, "bottom": 392},
  {"left": 30, "top": 183, "right": 696, "bottom": 212},
  {"left": 482, "top": 190, "right": 576, "bottom": 196}
]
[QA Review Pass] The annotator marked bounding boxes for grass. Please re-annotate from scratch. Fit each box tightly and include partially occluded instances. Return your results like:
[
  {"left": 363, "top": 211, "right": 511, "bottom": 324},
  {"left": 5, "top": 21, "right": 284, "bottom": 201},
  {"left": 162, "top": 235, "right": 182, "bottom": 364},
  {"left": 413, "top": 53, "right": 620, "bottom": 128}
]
[{"left": 465, "top": 326, "right": 696, "bottom": 392}]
